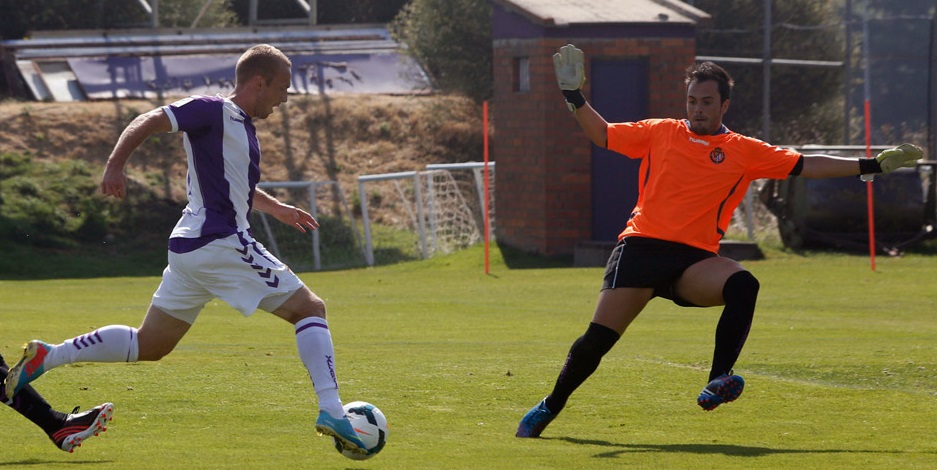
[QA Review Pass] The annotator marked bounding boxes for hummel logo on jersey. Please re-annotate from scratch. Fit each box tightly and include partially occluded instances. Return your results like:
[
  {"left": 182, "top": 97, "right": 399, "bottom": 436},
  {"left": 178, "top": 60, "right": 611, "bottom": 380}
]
[
  {"left": 229, "top": 116, "right": 245, "bottom": 123},
  {"left": 689, "top": 136, "right": 710, "bottom": 146}
]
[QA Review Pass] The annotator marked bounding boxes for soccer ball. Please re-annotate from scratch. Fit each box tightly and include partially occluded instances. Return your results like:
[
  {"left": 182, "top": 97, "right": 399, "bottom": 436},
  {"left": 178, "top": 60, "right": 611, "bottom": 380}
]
[{"left": 334, "top": 401, "right": 388, "bottom": 460}]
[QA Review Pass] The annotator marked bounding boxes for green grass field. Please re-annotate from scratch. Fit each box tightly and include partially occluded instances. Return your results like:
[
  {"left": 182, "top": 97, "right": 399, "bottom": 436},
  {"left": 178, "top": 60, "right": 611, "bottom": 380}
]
[{"left": 1, "top": 245, "right": 935, "bottom": 469}]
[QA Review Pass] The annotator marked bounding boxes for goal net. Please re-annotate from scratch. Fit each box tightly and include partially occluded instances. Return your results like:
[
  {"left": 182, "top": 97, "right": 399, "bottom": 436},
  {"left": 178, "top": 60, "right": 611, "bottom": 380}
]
[
  {"left": 249, "top": 181, "right": 364, "bottom": 271},
  {"left": 357, "top": 162, "right": 495, "bottom": 266}
]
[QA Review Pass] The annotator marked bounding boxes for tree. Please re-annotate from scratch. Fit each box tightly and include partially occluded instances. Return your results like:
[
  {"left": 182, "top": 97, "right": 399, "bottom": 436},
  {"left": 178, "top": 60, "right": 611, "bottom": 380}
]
[
  {"left": 391, "top": 0, "right": 492, "bottom": 102},
  {"left": 0, "top": 0, "right": 236, "bottom": 39},
  {"left": 694, "top": 0, "right": 846, "bottom": 144}
]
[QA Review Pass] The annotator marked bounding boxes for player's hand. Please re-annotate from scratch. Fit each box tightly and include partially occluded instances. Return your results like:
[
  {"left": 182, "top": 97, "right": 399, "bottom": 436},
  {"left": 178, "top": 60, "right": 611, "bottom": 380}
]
[
  {"left": 100, "top": 166, "right": 128, "bottom": 199},
  {"left": 552, "top": 44, "right": 585, "bottom": 91},
  {"left": 876, "top": 143, "right": 924, "bottom": 173},
  {"left": 273, "top": 204, "right": 319, "bottom": 233}
]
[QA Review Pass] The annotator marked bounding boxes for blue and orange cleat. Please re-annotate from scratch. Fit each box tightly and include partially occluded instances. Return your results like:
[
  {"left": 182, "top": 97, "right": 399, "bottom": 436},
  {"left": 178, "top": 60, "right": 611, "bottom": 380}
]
[
  {"left": 316, "top": 410, "right": 367, "bottom": 455},
  {"left": 2, "top": 340, "right": 52, "bottom": 399}
]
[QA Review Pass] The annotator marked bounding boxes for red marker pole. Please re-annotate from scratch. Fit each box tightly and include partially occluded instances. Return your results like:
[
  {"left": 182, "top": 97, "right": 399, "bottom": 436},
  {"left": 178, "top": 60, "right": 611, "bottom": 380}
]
[
  {"left": 861, "top": 0, "right": 876, "bottom": 271},
  {"left": 483, "top": 101, "right": 491, "bottom": 275}
]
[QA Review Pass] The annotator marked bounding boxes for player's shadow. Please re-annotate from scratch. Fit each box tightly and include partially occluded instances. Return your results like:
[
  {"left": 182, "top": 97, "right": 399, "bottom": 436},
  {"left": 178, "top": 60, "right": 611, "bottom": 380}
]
[
  {"left": 552, "top": 437, "right": 931, "bottom": 459},
  {"left": 0, "top": 459, "right": 114, "bottom": 466}
]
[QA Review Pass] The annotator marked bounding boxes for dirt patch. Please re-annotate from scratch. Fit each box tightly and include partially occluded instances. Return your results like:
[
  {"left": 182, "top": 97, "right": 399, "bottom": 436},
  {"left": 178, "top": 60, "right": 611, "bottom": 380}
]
[{"left": 0, "top": 94, "right": 484, "bottom": 204}]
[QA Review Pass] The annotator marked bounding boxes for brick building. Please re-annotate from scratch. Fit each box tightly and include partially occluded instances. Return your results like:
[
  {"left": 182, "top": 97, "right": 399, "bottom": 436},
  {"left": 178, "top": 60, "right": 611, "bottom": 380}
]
[{"left": 490, "top": 0, "right": 710, "bottom": 258}]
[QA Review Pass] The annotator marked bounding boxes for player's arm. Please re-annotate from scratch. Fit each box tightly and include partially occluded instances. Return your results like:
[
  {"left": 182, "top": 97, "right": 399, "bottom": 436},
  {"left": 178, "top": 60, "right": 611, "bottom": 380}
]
[
  {"left": 101, "top": 108, "right": 172, "bottom": 199},
  {"left": 797, "top": 144, "right": 923, "bottom": 178},
  {"left": 252, "top": 188, "right": 320, "bottom": 233},
  {"left": 553, "top": 44, "right": 609, "bottom": 148}
]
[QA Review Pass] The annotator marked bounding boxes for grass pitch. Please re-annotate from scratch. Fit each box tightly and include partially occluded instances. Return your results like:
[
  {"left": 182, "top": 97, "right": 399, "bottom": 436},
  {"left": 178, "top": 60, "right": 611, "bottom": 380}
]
[{"left": 1, "top": 245, "right": 935, "bottom": 469}]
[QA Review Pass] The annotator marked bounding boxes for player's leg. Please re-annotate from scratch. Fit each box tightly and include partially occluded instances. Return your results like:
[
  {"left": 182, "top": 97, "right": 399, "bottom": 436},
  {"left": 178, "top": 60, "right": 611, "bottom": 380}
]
[
  {"left": 547, "top": 287, "right": 652, "bottom": 413},
  {"left": 674, "top": 256, "right": 758, "bottom": 409},
  {"left": 517, "top": 287, "right": 653, "bottom": 438},
  {"left": 3, "top": 305, "right": 191, "bottom": 399},
  {"left": 1, "top": 352, "right": 67, "bottom": 432},
  {"left": 2, "top": 353, "right": 114, "bottom": 452},
  {"left": 269, "top": 286, "right": 366, "bottom": 454}
]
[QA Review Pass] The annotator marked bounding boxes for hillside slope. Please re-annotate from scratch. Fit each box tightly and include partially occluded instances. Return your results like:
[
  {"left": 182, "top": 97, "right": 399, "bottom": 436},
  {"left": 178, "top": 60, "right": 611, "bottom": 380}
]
[{"left": 0, "top": 94, "right": 484, "bottom": 203}]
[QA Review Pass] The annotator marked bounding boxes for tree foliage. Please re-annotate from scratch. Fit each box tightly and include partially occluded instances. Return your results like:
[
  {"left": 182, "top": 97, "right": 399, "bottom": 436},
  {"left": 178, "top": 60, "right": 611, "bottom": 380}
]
[
  {"left": 391, "top": 0, "right": 492, "bottom": 102},
  {"left": 694, "top": 0, "right": 846, "bottom": 144}
]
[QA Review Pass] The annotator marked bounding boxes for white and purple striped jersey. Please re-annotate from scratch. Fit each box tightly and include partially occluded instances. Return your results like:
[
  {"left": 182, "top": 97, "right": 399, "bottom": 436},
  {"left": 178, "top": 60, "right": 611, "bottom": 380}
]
[{"left": 162, "top": 95, "right": 261, "bottom": 254}]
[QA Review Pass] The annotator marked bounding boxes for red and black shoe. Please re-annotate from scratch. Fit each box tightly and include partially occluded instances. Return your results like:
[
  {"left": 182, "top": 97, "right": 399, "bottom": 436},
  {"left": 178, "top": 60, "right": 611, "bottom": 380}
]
[{"left": 50, "top": 402, "right": 114, "bottom": 452}]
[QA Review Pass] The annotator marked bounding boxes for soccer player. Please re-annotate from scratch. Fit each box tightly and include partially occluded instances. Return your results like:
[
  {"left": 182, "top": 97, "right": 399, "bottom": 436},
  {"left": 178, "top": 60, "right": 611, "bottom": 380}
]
[
  {"left": 2, "top": 352, "right": 113, "bottom": 452},
  {"left": 516, "top": 44, "right": 924, "bottom": 438},
  {"left": 2, "top": 44, "right": 367, "bottom": 455}
]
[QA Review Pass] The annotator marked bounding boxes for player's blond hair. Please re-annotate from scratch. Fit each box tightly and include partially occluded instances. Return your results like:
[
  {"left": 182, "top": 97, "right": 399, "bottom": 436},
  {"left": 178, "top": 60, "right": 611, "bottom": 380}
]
[{"left": 235, "top": 44, "right": 291, "bottom": 86}]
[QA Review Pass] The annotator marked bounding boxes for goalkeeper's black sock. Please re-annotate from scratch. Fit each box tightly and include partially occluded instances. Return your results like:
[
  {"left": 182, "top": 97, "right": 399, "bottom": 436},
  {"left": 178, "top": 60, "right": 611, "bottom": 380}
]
[
  {"left": 544, "top": 322, "right": 620, "bottom": 414},
  {"left": 0, "top": 354, "right": 67, "bottom": 434},
  {"left": 709, "top": 271, "right": 759, "bottom": 381}
]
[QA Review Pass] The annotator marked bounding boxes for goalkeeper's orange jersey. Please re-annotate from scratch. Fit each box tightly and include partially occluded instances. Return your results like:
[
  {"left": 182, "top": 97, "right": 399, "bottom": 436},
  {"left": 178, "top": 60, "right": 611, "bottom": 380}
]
[{"left": 607, "top": 118, "right": 801, "bottom": 253}]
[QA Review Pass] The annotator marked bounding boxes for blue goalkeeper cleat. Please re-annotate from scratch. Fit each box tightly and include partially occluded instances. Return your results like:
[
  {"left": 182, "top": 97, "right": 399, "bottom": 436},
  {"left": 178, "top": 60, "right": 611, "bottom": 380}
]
[
  {"left": 3, "top": 340, "right": 52, "bottom": 399},
  {"left": 315, "top": 410, "right": 367, "bottom": 455},
  {"left": 697, "top": 372, "right": 745, "bottom": 411},
  {"left": 516, "top": 398, "right": 558, "bottom": 438}
]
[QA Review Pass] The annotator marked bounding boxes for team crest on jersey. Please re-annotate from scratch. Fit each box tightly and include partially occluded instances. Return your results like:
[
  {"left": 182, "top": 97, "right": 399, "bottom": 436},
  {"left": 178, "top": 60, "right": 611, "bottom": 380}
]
[{"left": 709, "top": 147, "right": 726, "bottom": 164}]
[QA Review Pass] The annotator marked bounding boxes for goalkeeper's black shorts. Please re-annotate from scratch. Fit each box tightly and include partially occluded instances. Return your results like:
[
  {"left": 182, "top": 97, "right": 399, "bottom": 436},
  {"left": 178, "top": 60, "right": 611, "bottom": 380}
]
[{"left": 601, "top": 236, "right": 717, "bottom": 307}]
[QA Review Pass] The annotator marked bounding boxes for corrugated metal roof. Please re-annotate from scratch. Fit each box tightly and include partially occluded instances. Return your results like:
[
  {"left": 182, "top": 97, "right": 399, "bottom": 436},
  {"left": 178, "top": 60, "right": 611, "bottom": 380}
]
[{"left": 490, "top": 0, "right": 710, "bottom": 26}]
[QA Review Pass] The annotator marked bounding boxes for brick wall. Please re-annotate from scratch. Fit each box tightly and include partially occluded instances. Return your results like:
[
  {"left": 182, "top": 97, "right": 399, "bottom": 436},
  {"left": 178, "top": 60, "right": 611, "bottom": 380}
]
[{"left": 493, "top": 37, "right": 697, "bottom": 256}]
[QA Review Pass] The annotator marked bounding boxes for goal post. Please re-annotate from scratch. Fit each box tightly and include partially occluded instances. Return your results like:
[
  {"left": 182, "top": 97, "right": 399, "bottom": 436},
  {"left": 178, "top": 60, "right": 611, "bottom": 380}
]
[{"left": 356, "top": 162, "right": 495, "bottom": 267}]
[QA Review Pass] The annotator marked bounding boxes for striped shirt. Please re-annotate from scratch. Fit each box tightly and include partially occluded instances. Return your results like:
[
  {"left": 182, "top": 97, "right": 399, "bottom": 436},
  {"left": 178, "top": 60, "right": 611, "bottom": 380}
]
[{"left": 162, "top": 95, "right": 261, "bottom": 253}]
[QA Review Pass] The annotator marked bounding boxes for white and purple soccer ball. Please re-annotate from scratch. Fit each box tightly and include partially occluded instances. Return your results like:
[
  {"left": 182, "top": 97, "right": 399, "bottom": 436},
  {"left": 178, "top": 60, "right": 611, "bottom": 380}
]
[{"left": 334, "top": 401, "right": 388, "bottom": 460}]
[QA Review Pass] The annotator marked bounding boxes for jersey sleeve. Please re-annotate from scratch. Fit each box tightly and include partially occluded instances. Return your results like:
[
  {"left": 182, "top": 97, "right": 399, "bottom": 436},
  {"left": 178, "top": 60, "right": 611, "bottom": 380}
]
[
  {"left": 742, "top": 137, "right": 803, "bottom": 180},
  {"left": 161, "top": 96, "right": 219, "bottom": 134},
  {"left": 606, "top": 119, "right": 659, "bottom": 159}
]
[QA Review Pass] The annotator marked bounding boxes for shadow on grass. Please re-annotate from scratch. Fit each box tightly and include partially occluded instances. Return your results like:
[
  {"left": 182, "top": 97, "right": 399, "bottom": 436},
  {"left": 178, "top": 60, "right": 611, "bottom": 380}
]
[
  {"left": 0, "top": 458, "right": 113, "bottom": 466},
  {"left": 551, "top": 437, "right": 936, "bottom": 458}
]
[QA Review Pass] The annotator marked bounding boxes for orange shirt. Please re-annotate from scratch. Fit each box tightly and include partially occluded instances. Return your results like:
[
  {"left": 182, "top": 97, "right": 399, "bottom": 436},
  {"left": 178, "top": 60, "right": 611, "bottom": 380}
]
[{"left": 607, "top": 118, "right": 801, "bottom": 253}]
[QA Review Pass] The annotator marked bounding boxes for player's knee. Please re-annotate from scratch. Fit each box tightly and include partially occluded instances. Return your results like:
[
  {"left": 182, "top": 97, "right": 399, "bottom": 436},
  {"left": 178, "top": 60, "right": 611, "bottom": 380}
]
[
  {"left": 723, "top": 271, "right": 760, "bottom": 307},
  {"left": 572, "top": 322, "right": 620, "bottom": 358}
]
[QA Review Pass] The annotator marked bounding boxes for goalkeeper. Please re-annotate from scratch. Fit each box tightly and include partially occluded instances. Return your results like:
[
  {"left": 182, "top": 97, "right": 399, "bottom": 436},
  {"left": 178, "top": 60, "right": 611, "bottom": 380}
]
[{"left": 517, "top": 44, "right": 924, "bottom": 438}]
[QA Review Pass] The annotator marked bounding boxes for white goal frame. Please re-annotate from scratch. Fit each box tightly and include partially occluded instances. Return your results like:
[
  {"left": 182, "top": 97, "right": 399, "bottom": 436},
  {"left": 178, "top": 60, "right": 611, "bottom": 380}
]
[
  {"left": 357, "top": 162, "right": 495, "bottom": 267},
  {"left": 255, "top": 180, "right": 363, "bottom": 270}
]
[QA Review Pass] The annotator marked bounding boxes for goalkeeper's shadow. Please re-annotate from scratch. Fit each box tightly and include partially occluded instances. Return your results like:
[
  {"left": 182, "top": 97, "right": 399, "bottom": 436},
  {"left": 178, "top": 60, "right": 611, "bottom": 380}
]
[{"left": 549, "top": 437, "right": 929, "bottom": 458}]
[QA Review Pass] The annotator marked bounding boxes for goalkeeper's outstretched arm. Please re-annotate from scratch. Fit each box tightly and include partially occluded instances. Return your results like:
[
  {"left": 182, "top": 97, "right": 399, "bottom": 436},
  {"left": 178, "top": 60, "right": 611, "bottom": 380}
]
[
  {"left": 553, "top": 44, "right": 609, "bottom": 148},
  {"left": 799, "top": 143, "right": 924, "bottom": 178}
]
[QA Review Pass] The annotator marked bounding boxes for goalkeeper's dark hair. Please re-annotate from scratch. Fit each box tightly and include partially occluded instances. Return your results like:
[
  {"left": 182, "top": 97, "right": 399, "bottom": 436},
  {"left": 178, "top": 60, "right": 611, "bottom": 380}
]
[{"left": 685, "top": 61, "right": 734, "bottom": 103}]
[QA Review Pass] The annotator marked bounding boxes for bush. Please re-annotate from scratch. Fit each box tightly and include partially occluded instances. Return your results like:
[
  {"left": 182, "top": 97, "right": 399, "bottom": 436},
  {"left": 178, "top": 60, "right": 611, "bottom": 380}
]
[{"left": 0, "top": 152, "right": 176, "bottom": 248}]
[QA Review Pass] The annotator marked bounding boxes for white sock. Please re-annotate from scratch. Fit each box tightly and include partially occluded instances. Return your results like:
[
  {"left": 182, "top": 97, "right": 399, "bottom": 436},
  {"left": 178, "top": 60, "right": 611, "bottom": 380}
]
[
  {"left": 45, "top": 325, "right": 139, "bottom": 369},
  {"left": 294, "top": 317, "right": 344, "bottom": 418}
]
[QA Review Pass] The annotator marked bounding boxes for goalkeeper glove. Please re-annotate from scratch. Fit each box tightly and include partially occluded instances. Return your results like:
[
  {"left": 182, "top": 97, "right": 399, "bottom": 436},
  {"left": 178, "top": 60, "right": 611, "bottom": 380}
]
[
  {"left": 552, "top": 44, "right": 586, "bottom": 112},
  {"left": 875, "top": 143, "right": 924, "bottom": 173},
  {"left": 859, "top": 143, "right": 924, "bottom": 181}
]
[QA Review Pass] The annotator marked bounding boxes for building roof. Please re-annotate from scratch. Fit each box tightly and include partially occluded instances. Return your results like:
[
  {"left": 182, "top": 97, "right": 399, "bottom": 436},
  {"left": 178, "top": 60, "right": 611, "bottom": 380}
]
[{"left": 489, "top": 0, "right": 710, "bottom": 26}]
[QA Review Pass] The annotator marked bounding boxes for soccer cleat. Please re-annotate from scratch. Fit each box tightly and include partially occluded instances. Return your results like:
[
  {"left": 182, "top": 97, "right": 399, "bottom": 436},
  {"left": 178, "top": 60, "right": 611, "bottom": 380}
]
[
  {"left": 697, "top": 373, "right": 745, "bottom": 411},
  {"left": 2, "top": 340, "right": 52, "bottom": 399},
  {"left": 516, "top": 398, "right": 558, "bottom": 438},
  {"left": 315, "top": 410, "right": 367, "bottom": 455},
  {"left": 50, "top": 402, "right": 114, "bottom": 453}
]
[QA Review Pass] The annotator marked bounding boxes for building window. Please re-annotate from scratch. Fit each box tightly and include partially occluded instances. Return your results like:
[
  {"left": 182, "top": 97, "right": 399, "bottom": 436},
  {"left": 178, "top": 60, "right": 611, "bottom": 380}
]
[{"left": 514, "top": 57, "right": 530, "bottom": 93}]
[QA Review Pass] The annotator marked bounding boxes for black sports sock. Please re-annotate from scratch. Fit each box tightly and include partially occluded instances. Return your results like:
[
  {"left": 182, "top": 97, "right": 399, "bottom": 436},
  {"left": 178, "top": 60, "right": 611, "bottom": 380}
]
[
  {"left": 1, "top": 354, "right": 67, "bottom": 434},
  {"left": 544, "top": 322, "right": 620, "bottom": 413},
  {"left": 709, "top": 271, "right": 760, "bottom": 381}
]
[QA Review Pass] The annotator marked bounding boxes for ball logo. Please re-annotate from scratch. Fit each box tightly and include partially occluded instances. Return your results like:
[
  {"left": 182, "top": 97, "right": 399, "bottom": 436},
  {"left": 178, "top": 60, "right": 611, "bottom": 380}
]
[{"left": 710, "top": 147, "right": 726, "bottom": 164}]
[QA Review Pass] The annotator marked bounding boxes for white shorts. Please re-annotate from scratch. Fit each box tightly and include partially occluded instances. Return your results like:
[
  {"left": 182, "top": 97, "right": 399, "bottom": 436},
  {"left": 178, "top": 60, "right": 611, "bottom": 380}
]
[{"left": 152, "top": 234, "right": 304, "bottom": 324}]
